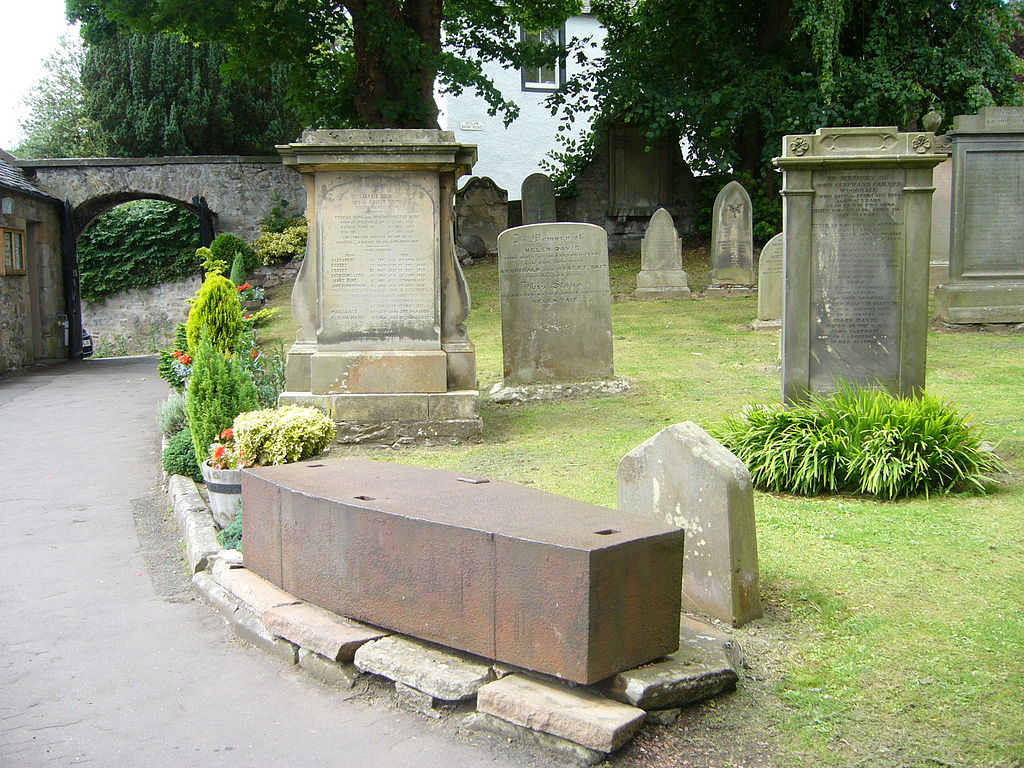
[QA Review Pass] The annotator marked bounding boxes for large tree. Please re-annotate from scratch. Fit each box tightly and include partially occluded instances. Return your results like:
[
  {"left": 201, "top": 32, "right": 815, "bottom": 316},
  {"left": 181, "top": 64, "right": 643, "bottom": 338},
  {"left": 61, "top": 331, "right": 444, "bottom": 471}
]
[
  {"left": 67, "top": 0, "right": 584, "bottom": 129},
  {"left": 82, "top": 31, "right": 305, "bottom": 156},
  {"left": 552, "top": 0, "right": 1024, "bottom": 234}
]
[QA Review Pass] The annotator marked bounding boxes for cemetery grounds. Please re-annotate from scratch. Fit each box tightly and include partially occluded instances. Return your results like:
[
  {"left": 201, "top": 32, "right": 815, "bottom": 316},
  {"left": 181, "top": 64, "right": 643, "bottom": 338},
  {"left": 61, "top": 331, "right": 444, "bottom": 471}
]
[{"left": 257, "top": 244, "right": 1024, "bottom": 768}]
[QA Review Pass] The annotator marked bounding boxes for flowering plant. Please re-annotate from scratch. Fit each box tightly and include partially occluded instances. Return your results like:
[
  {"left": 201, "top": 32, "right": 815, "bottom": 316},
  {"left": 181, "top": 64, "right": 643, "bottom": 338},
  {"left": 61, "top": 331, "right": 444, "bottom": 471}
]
[
  {"left": 207, "top": 427, "right": 250, "bottom": 470},
  {"left": 236, "top": 282, "right": 265, "bottom": 303}
]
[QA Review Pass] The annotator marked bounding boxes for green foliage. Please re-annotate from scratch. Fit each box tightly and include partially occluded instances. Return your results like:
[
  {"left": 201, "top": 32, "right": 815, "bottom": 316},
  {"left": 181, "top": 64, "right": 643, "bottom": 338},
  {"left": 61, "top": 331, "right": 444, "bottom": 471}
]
[
  {"left": 68, "top": 0, "right": 582, "bottom": 129},
  {"left": 185, "top": 272, "right": 243, "bottom": 354},
  {"left": 714, "top": 387, "right": 1004, "bottom": 499},
  {"left": 157, "top": 323, "right": 190, "bottom": 390},
  {"left": 14, "top": 34, "right": 107, "bottom": 158},
  {"left": 550, "top": 0, "right": 1024, "bottom": 232},
  {"left": 229, "top": 252, "right": 246, "bottom": 287},
  {"left": 185, "top": 331, "right": 259, "bottom": 466},
  {"left": 233, "top": 405, "right": 336, "bottom": 466},
  {"left": 77, "top": 30, "right": 302, "bottom": 156},
  {"left": 156, "top": 390, "right": 187, "bottom": 438},
  {"left": 251, "top": 221, "right": 308, "bottom": 265},
  {"left": 162, "top": 426, "right": 203, "bottom": 482},
  {"left": 259, "top": 196, "right": 303, "bottom": 234},
  {"left": 217, "top": 509, "right": 243, "bottom": 551},
  {"left": 78, "top": 200, "right": 200, "bottom": 303},
  {"left": 234, "top": 332, "right": 287, "bottom": 408},
  {"left": 212, "top": 233, "right": 259, "bottom": 277}
]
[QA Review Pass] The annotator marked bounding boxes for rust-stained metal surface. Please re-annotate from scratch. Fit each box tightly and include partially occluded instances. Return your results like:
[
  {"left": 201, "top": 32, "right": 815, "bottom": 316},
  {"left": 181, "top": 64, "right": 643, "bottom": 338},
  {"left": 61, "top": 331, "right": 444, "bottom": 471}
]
[{"left": 242, "top": 458, "right": 683, "bottom": 684}]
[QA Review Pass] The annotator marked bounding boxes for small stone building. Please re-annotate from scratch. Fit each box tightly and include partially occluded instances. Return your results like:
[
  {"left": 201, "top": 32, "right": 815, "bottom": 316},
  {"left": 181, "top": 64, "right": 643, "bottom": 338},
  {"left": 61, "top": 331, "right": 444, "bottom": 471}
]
[{"left": 0, "top": 150, "right": 71, "bottom": 374}]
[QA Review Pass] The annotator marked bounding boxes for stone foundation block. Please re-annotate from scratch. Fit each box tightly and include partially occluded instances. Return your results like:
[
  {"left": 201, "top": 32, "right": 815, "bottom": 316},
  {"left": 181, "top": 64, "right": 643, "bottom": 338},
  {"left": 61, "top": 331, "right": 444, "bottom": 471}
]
[
  {"left": 297, "top": 648, "right": 360, "bottom": 688},
  {"left": 460, "top": 713, "right": 605, "bottom": 765},
  {"left": 353, "top": 636, "right": 495, "bottom": 701},
  {"left": 264, "top": 602, "right": 389, "bottom": 661},
  {"left": 214, "top": 567, "right": 301, "bottom": 615},
  {"left": 476, "top": 674, "right": 646, "bottom": 753}
]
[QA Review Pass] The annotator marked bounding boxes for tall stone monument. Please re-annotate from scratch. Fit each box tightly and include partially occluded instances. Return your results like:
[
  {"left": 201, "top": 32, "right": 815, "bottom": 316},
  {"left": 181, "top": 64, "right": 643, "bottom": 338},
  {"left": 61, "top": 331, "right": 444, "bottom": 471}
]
[
  {"left": 455, "top": 176, "right": 508, "bottom": 257},
  {"left": 520, "top": 173, "right": 556, "bottom": 225},
  {"left": 756, "top": 233, "right": 784, "bottom": 324},
  {"left": 708, "top": 181, "right": 755, "bottom": 294},
  {"left": 774, "top": 126, "right": 946, "bottom": 403},
  {"left": 934, "top": 107, "right": 1024, "bottom": 323},
  {"left": 497, "top": 223, "right": 613, "bottom": 385},
  {"left": 635, "top": 208, "right": 691, "bottom": 300},
  {"left": 276, "top": 130, "right": 481, "bottom": 442}
]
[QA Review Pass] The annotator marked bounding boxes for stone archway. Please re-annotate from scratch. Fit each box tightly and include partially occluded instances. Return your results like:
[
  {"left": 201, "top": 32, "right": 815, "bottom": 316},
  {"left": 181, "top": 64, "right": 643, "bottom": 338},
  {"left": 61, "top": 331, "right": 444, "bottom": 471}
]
[{"left": 72, "top": 191, "right": 214, "bottom": 243}]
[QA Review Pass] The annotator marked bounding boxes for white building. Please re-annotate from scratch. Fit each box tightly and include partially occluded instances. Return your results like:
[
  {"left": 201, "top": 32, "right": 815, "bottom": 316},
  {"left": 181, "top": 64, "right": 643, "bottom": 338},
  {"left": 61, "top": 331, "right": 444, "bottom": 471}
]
[{"left": 438, "top": 14, "right": 606, "bottom": 198}]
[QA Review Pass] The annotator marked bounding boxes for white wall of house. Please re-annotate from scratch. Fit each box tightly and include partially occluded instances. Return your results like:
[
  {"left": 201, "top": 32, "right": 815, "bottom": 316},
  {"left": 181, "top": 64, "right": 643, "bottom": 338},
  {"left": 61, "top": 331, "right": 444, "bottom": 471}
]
[{"left": 439, "top": 15, "right": 606, "bottom": 199}]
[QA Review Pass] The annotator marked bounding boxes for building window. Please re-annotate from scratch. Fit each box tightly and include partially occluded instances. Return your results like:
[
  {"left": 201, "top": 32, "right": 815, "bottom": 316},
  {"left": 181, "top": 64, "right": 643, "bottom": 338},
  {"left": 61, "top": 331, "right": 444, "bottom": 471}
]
[
  {"left": 1, "top": 228, "right": 26, "bottom": 275},
  {"left": 521, "top": 26, "right": 565, "bottom": 92}
]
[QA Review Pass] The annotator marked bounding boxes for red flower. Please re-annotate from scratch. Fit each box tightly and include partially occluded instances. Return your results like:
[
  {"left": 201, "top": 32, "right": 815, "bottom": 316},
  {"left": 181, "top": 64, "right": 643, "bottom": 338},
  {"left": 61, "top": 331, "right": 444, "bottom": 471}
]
[
  {"left": 220, "top": 428, "right": 234, "bottom": 440},
  {"left": 171, "top": 349, "right": 183, "bottom": 358},
  {"left": 244, "top": 314, "right": 253, "bottom": 319},
  {"left": 214, "top": 446, "right": 227, "bottom": 459},
  {"left": 238, "top": 282, "right": 251, "bottom": 291},
  {"left": 179, "top": 354, "right": 192, "bottom": 365},
  {"left": 251, "top": 349, "right": 259, "bottom": 359}
]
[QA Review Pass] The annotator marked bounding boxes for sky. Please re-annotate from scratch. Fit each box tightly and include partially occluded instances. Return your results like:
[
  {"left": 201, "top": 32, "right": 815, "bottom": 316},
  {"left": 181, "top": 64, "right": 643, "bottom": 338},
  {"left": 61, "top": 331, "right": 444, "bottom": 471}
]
[{"left": 0, "top": 0, "right": 79, "bottom": 150}]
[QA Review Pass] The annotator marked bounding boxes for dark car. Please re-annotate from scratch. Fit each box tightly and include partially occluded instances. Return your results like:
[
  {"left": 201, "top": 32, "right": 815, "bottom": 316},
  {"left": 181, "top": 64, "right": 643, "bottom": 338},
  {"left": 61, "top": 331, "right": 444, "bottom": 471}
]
[{"left": 81, "top": 327, "right": 94, "bottom": 358}]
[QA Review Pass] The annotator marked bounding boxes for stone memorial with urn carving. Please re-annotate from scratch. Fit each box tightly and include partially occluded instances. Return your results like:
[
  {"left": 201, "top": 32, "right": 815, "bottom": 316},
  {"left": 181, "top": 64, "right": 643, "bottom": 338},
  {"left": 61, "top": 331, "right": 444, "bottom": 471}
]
[{"left": 276, "top": 129, "right": 481, "bottom": 443}]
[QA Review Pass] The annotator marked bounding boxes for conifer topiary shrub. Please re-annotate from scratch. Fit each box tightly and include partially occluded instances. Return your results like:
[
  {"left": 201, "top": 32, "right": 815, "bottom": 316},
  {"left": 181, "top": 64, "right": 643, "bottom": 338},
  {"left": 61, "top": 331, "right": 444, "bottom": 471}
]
[
  {"left": 163, "top": 426, "right": 203, "bottom": 482},
  {"left": 229, "top": 251, "right": 246, "bottom": 287},
  {"left": 211, "top": 232, "right": 258, "bottom": 274},
  {"left": 185, "top": 269, "right": 243, "bottom": 354},
  {"left": 185, "top": 330, "right": 259, "bottom": 466},
  {"left": 715, "top": 387, "right": 1004, "bottom": 500}
]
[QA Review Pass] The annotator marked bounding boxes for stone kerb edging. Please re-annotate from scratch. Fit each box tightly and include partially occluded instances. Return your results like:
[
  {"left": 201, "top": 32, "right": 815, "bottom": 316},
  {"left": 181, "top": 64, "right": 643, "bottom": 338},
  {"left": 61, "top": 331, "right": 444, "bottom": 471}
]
[{"left": 166, "top": 473, "right": 742, "bottom": 764}]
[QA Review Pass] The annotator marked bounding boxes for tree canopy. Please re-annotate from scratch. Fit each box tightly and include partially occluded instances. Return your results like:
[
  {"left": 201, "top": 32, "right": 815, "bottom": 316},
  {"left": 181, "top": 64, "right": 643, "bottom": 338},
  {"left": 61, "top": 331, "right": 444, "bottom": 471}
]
[
  {"left": 551, "top": 0, "right": 1024, "bottom": 235},
  {"left": 66, "top": 0, "right": 585, "bottom": 129}
]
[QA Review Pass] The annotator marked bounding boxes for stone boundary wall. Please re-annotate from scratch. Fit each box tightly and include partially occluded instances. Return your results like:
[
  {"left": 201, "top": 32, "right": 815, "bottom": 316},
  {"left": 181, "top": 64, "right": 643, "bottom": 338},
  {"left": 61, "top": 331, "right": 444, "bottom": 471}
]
[{"left": 83, "top": 276, "right": 200, "bottom": 356}]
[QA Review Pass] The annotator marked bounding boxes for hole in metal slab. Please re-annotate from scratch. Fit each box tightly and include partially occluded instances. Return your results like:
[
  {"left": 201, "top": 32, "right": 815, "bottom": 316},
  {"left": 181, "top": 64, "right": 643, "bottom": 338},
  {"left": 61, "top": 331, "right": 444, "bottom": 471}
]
[
  {"left": 594, "top": 529, "right": 620, "bottom": 536},
  {"left": 307, "top": 463, "right": 325, "bottom": 468},
  {"left": 456, "top": 477, "right": 490, "bottom": 484},
  {"left": 354, "top": 495, "right": 375, "bottom": 501}
]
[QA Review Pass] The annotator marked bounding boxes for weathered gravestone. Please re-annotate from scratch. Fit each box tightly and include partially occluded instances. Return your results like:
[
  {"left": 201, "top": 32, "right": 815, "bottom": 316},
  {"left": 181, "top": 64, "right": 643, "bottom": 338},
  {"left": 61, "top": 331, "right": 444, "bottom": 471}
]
[
  {"left": 243, "top": 457, "right": 684, "bottom": 684},
  {"left": 635, "top": 207, "right": 691, "bottom": 300},
  {"left": 276, "top": 129, "right": 481, "bottom": 442},
  {"left": 756, "top": 233, "right": 784, "bottom": 324},
  {"left": 617, "top": 422, "right": 762, "bottom": 627},
  {"left": 497, "top": 223, "right": 614, "bottom": 385},
  {"left": 934, "top": 107, "right": 1024, "bottom": 323},
  {"left": 708, "top": 181, "right": 755, "bottom": 294},
  {"left": 521, "top": 172, "right": 557, "bottom": 225},
  {"left": 774, "top": 126, "right": 946, "bottom": 403},
  {"left": 455, "top": 176, "right": 508, "bottom": 257}
]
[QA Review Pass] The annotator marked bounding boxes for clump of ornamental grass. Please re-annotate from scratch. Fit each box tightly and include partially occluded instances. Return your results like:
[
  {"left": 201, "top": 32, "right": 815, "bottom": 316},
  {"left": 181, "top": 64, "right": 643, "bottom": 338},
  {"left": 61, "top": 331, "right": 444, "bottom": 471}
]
[{"left": 714, "top": 386, "right": 1004, "bottom": 500}]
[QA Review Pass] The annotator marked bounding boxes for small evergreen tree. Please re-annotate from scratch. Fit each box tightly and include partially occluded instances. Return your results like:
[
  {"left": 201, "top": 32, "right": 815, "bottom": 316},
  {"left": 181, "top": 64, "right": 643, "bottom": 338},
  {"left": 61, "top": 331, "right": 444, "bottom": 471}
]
[
  {"left": 185, "top": 330, "right": 259, "bottom": 466},
  {"left": 185, "top": 270, "right": 243, "bottom": 355},
  {"left": 229, "top": 252, "right": 246, "bottom": 287}
]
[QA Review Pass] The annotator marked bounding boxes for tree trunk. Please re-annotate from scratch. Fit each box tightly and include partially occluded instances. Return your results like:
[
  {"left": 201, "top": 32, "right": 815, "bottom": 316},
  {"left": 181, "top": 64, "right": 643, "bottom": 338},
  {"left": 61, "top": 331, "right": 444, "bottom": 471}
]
[{"left": 348, "top": 0, "right": 442, "bottom": 129}]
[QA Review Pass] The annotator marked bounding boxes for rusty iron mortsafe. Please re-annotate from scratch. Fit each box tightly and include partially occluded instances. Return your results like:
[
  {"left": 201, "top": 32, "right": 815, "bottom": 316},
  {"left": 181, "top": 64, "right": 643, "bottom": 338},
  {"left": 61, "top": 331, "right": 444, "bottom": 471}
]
[{"left": 242, "top": 458, "right": 683, "bottom": 684}]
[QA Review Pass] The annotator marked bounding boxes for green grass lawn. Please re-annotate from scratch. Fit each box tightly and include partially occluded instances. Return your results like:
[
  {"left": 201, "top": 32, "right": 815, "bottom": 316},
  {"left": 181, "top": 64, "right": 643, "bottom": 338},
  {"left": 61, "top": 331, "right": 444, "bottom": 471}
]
[{"left": 262, "top": 251, "right": 1024, "bottom": 768}]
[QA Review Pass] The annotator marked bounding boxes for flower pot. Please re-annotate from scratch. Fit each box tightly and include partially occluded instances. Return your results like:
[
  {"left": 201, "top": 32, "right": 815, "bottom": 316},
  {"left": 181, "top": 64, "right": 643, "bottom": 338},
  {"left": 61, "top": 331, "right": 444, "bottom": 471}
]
[{"left": 201, "top": 461, "right": 243, "bottom": 529}]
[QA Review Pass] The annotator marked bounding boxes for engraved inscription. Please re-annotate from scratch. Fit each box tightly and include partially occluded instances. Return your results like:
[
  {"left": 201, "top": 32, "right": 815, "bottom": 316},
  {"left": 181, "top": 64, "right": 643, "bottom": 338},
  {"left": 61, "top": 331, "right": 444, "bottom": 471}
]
[
  {"left": 317, "top": 173, "right": 439, "bottom": 347},
  {"left": 500, "top": 231, "right": 607, "bottom": 304},
  {"left": 810, "top": 170, "right": 904, "bottom": 390},
  {"left": 960, "top": 150, "right": 1024, "bottom": 276}
]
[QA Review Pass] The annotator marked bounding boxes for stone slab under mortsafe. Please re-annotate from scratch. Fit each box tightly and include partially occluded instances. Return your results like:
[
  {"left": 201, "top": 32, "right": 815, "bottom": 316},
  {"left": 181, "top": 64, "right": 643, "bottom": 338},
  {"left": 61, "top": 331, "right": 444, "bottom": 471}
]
[
  {"left": 636, "top": 207, "right": 691, "bottom": 300},
  {"left": 599, "top": 622, "right": 739, "bottom": 710},
  {"left": 757, "top": 233, "right": 784, "bottom": 322},
  {"left": 477, "top": 674, "right": 646, "bottom": 754},
  {"left": 214, "top": 567, "right": 301, "bottom": 615},
  {"left": 461, "top": 712, "right": 606, "bottom": 765},
  {"left": 711, "top": 181, "right": 755, "bottom": 287},
  {"left": 353, "top": 635, "right": 495, "bottom": 701},
  {"left": 243, "top": 458, "right": 683, "bottom": 684},
  {"left": 774, "top": 126, "right": 946, "bottom": 402},
  {"left": 498, "top": 222, "right": 614, "bottom": 386},
  {"left": 276, "top": 129, "right": 481, "bottom": 443},
  {"left": 264, "top": 602, "right": 389, "bottom": 661},
  {"left": 617, "top": 421, "right": 762, "bottom": 627},
  {"left": 456, "top": 176, "right": 508, "bottom": 256},
  {"left": 934, "top": 107, "right": 1024, "bottom": 323},
  {"left": 520, "top": 172, "right": 556, "bottom": 225},
  {"left": 297, "top": 648, "right": 360, "bottom": 688}
]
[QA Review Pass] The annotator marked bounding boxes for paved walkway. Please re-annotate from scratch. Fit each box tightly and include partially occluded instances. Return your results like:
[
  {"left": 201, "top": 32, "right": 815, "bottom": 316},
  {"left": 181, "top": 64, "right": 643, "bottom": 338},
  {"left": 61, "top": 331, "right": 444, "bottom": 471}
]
[{"left": 0, "top": 357, "right": 517, "bottom": 768}]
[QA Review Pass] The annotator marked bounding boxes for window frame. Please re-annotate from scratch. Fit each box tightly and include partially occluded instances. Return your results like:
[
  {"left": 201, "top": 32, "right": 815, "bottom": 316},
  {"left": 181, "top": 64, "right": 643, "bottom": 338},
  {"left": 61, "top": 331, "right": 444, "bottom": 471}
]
[
  {"left": 520, "top": 26, "right": 567, "bottom": 93},
  {"left": 1, "top": 227, "right": 26, "bottom": 276}
]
